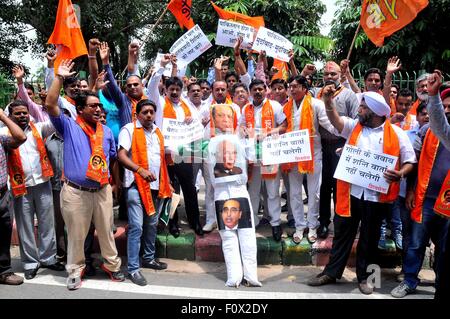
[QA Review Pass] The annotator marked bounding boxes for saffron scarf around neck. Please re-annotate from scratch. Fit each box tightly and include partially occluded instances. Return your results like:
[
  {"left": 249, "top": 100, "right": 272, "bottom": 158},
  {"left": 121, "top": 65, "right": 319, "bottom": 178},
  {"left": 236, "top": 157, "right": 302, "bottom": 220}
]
[
  {"left": 8, "top": 122, "right": 54, "bottom": 197},
  {"left": 336, "top": 120, "right": 400, "bottom": 217},
  {"left": 281, "top": 95, "right": 315, "bottom": 174},
  {"left": 76, "top": 116, "right": 109, "bottom": 185},
  {"left": 163, "top": 97, "right": 191, "bottom": 119},
  {"left": 128, "top": 94, "right": 147, "bottom": 121},
  {"left": 131, "top": 121, "right": 171, "bottom": 215}
]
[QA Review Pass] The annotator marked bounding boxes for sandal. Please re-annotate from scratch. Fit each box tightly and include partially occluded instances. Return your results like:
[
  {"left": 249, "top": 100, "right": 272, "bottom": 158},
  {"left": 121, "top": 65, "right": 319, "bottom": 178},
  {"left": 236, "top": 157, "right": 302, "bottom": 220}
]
[
  {"left": 292, "top": 230, "right": 304, "bottom": 244},
  {"left": 308, "top": 228, "right": 318, "bottom": 244}
]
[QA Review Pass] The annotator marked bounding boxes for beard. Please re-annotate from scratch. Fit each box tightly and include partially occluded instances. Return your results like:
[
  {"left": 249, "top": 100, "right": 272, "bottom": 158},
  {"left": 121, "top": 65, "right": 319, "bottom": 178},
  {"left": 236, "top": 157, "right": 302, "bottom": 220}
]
[
  {"left": 358, "top": 112, "right": 374, "bottom": 126},
  {"left": 417, "top": 92, "right": 428, "bottom": 102}
]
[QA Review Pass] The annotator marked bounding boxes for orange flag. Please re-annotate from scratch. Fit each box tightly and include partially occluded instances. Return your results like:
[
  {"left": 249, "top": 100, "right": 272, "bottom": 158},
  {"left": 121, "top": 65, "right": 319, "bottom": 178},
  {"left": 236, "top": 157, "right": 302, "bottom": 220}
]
[
  {"left": 360, "top": 0, "right": 429, "bottom": 47},
  {"left": 47, "top": 0, "right": 88, "bottom": 71},
  {"left": 272, "top": 59, "right": 289, "bottom": 81},
  {"left": 168, "top": 0, "right": 195, "bottom": 30},
  {"left": 211, "top": 1, "right": 265, "bottom": 29}
]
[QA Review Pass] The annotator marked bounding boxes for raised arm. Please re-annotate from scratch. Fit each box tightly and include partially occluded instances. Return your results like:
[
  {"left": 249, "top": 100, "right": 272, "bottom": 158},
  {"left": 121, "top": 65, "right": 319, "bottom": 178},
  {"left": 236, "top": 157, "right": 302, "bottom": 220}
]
[
  {"left": 322, "top": 84, "right": 345, "bottom": 133},
  {"left": 12, "top": 65, "right": 49, "bottom": 122},
  {"left": 46, "top": 60, "right": 76, "bottom": 117},
  {"left": 88, "top": 38, "right": 101, "bottom": 91},
  {"left": 288, "top": 49, "right": 298, "bottom": 77},
  {"left": 44, "top": 49, "right": 57, "bottom": 91},
  {"left": 340, "top": 59, "right": 361, "bottom": 93},
  {"left": 101, "top": 42, "right": 126, "bottom": 107},
  {"left": 127, "top": 41, "right": 140, "bottom": 76},
  {"left": 383, "top": 56, "right": 401, "bottom": 104},
  {"left": 427, "top": 70, "right": 450, "bottom": 150},
  {"left": 0, "top": 108, "right": 27, "bottom": 149},
  {"left": 233, "top": 37, "right": 247, "bottom": 76}
]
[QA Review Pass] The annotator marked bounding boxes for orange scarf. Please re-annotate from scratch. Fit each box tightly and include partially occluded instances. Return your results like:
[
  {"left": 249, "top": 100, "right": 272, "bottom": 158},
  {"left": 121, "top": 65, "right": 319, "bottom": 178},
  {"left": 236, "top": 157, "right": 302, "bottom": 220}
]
[
  {"left": 163, "top": 97, "right": 191, "bottom": 119},
  {"left": 281, "top": 95, "right": 315, "bottom": 174},
  {"left": 244, "top": 99, "right": 276, "bottom": 179},
  {"left": 411, "top": 129, "right": 443, "bottom": 223},
  {"left": 129, "top": 94, "right": 148, "bottom": 120},
  {"left": 8, "top": 122, "right": 54, "bottom": 197},
  {"left": 65, "top": 96, "right": 76, "bottom": 106},
  {"left": 408, "top": 99, "right": 421, "bottom": 116},
  {"left": 212, "top": 96, "right": 233, "bottom": 105},
  {"left": 389, "top": 97, "right": 397, "bottom": 117},
  {"left": 76, "top": 117, "right": 109, "bottom": 185},
  {"left": 209, "top": 104, "right": 237, "bottom": 137},
  {"left": 131, "top": 121, "right": 172, "bottom": 216},
  {"left": 336, "top": 121, "right": 400, "bottom": 217}
]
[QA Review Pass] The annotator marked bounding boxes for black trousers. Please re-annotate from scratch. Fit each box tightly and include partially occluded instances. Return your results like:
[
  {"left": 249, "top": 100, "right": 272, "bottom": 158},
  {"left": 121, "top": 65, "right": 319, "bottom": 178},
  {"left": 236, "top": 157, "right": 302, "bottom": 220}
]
[
  {"left": 319, "top": 139, "right": 345, "bottom": 227},
  {"left": 435, "top": 223, "right": 450, "bottom": 300},
  {"left": 324, "top": 196, "right": 389, "bottom": 282},
  {"left": 168, "top": 162, "right": 201, "bottom": 228},
  {"left": 0, "top": 190, "right": 12, "bottom": 275}
]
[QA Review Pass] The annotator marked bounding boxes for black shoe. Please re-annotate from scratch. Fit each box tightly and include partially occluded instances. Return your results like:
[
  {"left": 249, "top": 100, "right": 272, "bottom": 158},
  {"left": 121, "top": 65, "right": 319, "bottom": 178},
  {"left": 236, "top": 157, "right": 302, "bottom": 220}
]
[
  {"left": 24, "top": 267, "right": 39, "bottom": 280},
  {"left": 169, "top": 222, "right": 180, "bottom": 238},
  {"left": 317, "top": 225, "right": 329, "bottom": 239},
  {"left": 272, "top": 225, "right": 282, "bottom": 242},
  {"left": 281, "top": 203, "right": 288, "bottom": 212},
  {"left": 142, "top": 259, "right": 168, "bottom": 270},
  {"left": 128, "top": 271, "right": 147, "bottom": 286},
  {"left": 194, "top": 223, "right": 204, "bottom": 236},
  {"left": 303, "top": 198, "right": 309, "bottom": 205},
  {"left": 100, "top": 264, "right": 125, "bottom": 282},
  {"left": 84, "top": 263, "right": 96, "bottom": 277},
  {"left": 42, "top": 261, "right": 65, "bottom": 271}
]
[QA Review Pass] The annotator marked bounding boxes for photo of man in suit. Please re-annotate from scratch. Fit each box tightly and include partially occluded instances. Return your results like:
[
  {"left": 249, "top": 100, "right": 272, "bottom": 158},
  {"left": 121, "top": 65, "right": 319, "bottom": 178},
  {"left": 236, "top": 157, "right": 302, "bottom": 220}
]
[
  {"left": 221, "top": 199, "right": 242, "bottom": 230},
  {"left": 214, "top": 139, "right": 243, "bottom": 178}
]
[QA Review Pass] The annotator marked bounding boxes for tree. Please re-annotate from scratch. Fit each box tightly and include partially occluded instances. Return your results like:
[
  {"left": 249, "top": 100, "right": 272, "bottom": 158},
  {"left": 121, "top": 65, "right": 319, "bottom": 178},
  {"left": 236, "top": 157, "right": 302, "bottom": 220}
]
[
  {"left": 330, "top": 0, "right": 450, "bottom": 74},
  {"left": 0, "top": 0, "right": 329, "bottom": 79}
]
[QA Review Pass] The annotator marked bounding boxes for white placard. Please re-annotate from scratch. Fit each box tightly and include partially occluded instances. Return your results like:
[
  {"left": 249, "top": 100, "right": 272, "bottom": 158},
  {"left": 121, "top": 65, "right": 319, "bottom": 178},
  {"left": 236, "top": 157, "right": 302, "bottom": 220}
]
[
  {"left": 261, "top": 130, "right": 312, "bottom": 165},
  {"left": 153, "top": 53, "right": 188, "bottom": 78},
  {"left": 334, "top": 144, "right": 398, "bottom": 194},
  {"left": 169, "top": 24, "right": 212, "bottom": 67},
  {"left": 251, "top": 27, "right": 293, "bottom": 62},
  {"left": 215, "top": 19, "right": 256, "bottom": 50},
  {"left": 162, "top": 118, "right": 205, "bottom": 151}
]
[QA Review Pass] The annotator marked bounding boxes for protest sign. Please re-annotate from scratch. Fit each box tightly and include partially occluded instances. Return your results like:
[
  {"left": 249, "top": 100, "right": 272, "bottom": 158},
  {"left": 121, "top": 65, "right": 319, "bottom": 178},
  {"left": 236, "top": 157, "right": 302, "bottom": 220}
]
[
  {"left": 153, "top": 53, "right": 188, "bottom": 78},
  {"left": 251, "top": 27, "right": 293, "bottom": 62},
  {"left": 216, "top": 19, "right": 256, "bottom": 50},
  {"left": 162, "top": 118, "right": 205, "bottom": 151},
  {"left": 334, "top": 144, "right": 398, "bottom": 194},
  {"left": 261, "top": 130, "right": 312, "bottom": 165},
  {"left": 170, "top": 24, "right": 212, "bottom": 66}
]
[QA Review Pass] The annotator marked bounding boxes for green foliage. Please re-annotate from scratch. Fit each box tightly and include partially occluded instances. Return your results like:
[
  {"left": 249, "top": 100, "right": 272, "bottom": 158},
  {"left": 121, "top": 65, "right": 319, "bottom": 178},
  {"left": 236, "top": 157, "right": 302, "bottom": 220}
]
[
  {"left": 0, "top": 0, "right": 329, "bottom": 79},
  {"left": 330, "top": 0, "right": 450, "bottom": 74}
]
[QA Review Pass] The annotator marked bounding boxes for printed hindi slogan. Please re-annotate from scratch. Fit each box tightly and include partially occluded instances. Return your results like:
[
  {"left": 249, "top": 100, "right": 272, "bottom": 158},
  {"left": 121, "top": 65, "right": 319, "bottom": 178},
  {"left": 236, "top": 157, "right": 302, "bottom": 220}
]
[
  {"left": 162, "top": 118, "right": 205, "bottom": 151},
  {"left": 251, "top": 27, "right": 293, "bottom": 62},
  {"left": 169, "top": 24, "right": 212, "bottom": 67},
  {"left": 153, "top": 53, "right": 187, "bottom": 77},
  {"left": 215, "top": 19, "right": 256, "bottom": 50},
  {"left": 334, "top": 144, "right": 398, "bottom": 194},
  {"left": 261, "top": 130, "right": 312, "bottom": 166}
]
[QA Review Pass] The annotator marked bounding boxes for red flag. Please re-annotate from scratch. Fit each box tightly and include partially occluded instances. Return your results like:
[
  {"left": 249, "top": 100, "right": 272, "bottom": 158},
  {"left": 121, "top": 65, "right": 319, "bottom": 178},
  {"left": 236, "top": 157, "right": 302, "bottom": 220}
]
[
  {"left": 360, "top": 0, "right": 429, "bottom": 47},
  {"left": 168, "top": 0, "right": 195, "bottom": 30},
  {"left": 211, "top": 1, "right": 265, "bottom": 29},
  {"left": 272, "top": 59, "right": 289, "bottom": 81},
  {"left": 47, "top": 0, "right": 88, "bottom": 71}
]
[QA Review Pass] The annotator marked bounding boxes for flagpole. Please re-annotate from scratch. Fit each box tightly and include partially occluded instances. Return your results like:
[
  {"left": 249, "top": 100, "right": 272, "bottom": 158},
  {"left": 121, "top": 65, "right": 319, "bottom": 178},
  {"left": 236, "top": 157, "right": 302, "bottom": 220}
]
[
  {"left": 120, "top": 5, "right": 170, "bottom": 78},
  {"left": 346, "top": 23, "right": 361, "bottom": 61}
]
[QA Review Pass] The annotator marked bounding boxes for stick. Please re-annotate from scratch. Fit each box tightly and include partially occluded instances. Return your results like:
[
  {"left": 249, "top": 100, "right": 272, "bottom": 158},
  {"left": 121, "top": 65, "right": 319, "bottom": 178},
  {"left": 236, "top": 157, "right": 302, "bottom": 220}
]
[
  {"left": 121, "top": 6, "right": 170, "bottom": 78},
  {"left": 346, "top": 23, "right": 361, "bottom": 61}
]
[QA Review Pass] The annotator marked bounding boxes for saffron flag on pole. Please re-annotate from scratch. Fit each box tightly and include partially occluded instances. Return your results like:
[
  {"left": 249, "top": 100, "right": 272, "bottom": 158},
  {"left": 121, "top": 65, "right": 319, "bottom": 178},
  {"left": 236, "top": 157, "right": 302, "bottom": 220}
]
[
  {"left": 168, "top": 0, "right": 195, "bottom": 30},
  {"left": 360, "top": 0, "right": 429, "bottom": 47},
  {"left": 210, "top": 1, "right": 265, "bottom": 29},
  {"left": 272, "top": 59, "right": 289, "bottom": 81},
  {"left": 47, "top": 0, "right": 88, "bottom": 71}
]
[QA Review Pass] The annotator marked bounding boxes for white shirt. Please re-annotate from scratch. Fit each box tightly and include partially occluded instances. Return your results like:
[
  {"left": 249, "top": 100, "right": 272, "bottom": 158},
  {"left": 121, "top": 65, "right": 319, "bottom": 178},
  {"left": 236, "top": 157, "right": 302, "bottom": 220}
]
[
  {"left": 400, "top": 114, "right": 418, "bottom": 131},
  {"left": 339, "top": 118, "right": 417, "bottom": 202},
  {"left": 239, "top": 98, "right": 286, "bottom": 129},
  {"left": 289, "top": 97, "right": 336, "bottom": 160},
  {"left": 118, "top": 121, "right": 161, "bottom": 190},
  {"left": 1, "top": 121, "right": 55, "bottom": 187}
]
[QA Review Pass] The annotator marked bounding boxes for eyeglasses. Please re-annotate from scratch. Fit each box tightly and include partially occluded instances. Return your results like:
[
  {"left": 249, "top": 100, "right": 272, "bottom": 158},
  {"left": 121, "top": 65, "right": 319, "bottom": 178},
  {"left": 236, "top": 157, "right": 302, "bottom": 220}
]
[
  {"left": 86, "top": 103, "right": 103, "bottom": 109},
  {"left": 126, "top": 83, "right": 140, "bottom": 88}
]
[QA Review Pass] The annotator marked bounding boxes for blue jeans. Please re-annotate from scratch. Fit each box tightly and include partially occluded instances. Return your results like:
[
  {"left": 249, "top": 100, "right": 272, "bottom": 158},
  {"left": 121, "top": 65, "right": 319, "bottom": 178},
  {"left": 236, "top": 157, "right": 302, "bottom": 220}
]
[
  {"left": 404, "top": 198, "right": 450, "bottom": 289},
  {"left": 381, "top": 199, "right": 403, "bottom": 238},
  {"left": 396, "top": 196, "right": 412, "bottom": 267},
  {"left": 126, "top": 185, "right": 160, "bottom": 274}
]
